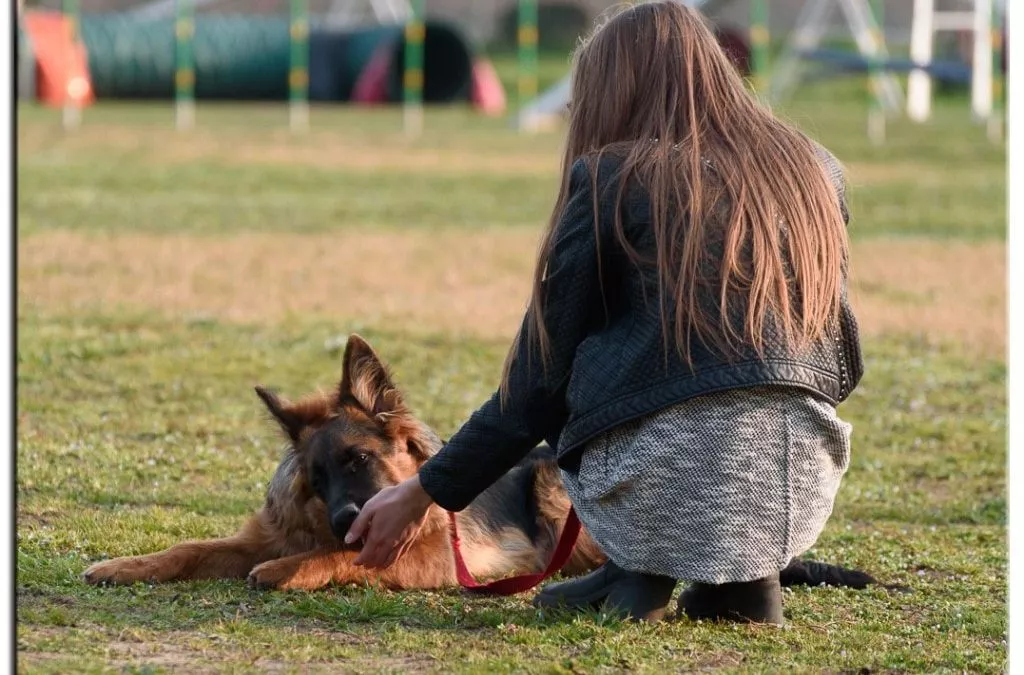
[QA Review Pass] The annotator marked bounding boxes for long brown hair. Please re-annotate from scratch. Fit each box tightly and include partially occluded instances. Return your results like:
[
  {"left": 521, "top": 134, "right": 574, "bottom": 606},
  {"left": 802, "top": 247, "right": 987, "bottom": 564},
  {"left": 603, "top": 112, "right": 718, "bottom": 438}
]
[{"left": 502, "top": 1, "right": 848, "bottom": 396}]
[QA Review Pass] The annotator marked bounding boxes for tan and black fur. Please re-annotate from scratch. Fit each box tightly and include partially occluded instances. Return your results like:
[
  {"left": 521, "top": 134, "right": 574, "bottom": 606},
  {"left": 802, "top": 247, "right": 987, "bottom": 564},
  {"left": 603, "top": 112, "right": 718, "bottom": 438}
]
[
  {"left": 82, "top": 335, "right": 606, "bottom": 591},
  {"left": 83, "top": 334, "right": 879, "bottom": 593}
]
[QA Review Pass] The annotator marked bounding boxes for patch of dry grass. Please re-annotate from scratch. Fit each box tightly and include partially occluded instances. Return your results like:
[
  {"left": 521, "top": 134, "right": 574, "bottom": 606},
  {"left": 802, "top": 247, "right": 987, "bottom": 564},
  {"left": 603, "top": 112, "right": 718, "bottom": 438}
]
[
  {"left": 18, "top": 230, "right": 1005, "bottom": 354},
  {"left": 14, "top": 118, "right": 969, "bottom": 185},
  {"left": 18, "top": 116, "right": 563, "bottom": 177},
  {"left": 848, "top": 239, "right": 1005, "bottom": 355}
]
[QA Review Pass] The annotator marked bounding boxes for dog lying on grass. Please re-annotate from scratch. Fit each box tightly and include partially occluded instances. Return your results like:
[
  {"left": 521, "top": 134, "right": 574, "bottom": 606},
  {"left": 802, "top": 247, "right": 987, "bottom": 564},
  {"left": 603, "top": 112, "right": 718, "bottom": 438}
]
[{"left": 83, "top": 335, "right": 877, "bottom": 593}]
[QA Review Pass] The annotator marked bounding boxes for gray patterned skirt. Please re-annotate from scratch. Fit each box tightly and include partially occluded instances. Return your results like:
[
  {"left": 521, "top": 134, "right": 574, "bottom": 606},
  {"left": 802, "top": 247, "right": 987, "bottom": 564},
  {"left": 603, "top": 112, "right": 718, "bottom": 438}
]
[{"left": 560, "top": 386, "right": 852, "bottom": 584}]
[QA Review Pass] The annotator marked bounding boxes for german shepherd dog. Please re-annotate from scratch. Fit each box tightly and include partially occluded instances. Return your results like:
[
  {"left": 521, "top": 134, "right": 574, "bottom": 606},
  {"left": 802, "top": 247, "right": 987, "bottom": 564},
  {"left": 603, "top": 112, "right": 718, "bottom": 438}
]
[{"left": 83, "top": 335, "right": 877, "bottom": 593}]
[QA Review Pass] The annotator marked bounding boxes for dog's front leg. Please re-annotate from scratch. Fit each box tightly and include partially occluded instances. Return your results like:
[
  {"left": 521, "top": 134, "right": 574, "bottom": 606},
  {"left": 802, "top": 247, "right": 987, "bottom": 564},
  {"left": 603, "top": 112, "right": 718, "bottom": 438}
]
[
  {"left": 246, "top": 549, "right": 364, "bottom": 591},
  {"left": 247, "top": 544, "right": 455, "bottom": 591},
  {"left": 84, "top": 535, "right": 273, "bottom": 586},
  {"left": 83, "top": 515, "right": 278, "bottom": 586}
]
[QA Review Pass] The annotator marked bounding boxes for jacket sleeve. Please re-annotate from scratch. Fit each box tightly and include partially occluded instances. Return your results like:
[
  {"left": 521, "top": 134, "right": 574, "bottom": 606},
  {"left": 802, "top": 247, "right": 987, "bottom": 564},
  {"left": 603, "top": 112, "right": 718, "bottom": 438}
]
[{"left": 417, "top": 158, "right": 605, "bottom": 512}]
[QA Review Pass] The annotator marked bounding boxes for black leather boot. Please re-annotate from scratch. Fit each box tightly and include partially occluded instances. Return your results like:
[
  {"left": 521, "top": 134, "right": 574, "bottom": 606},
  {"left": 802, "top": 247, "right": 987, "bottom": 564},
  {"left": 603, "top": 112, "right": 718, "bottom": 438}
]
[
  {"left": 677, "top": 573, "right": 784, "bottom": 625},
  {"left": 602, "top": 570, "right": 678, "bottom": 622},
  {"left": 533, "top": 561, "right": 632, "bottom": 611},
  {"left": 534, "top": 561, "right": 677, "bottom": 622}
]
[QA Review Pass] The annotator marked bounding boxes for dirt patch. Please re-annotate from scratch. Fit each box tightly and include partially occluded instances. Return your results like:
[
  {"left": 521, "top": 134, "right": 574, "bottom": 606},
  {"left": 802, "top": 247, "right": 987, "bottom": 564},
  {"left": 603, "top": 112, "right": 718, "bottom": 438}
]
[
  {"left": 18, "top": 231, "right": 1004, "bottom": 354},
  {"left": 847, "top": 239, "right": 1005, "bottom": 355},
  {"left": 18, "top": 230, "right": 537, "bottom": 341},
  {"left": 691, "top": 649, "right": 746, "bottom": 670},
  {"left": 844, "top": 162, "right": 928, "bottom": 186},
  {"left": 18, "top": 625, "right": 422, "bottom": 674},
  {"left": 17, "top": 648, "right": 381, "bottom": 674},
  {"left": 19, "top": 627, "right": 233, "bottom": 674}
]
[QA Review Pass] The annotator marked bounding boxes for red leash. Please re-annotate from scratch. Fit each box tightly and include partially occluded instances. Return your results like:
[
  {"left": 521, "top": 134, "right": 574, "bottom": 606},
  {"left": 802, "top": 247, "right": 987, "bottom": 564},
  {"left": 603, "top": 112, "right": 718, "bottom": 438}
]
[{"left": 448, "top": 507, "right": 582, "bottom": 595}]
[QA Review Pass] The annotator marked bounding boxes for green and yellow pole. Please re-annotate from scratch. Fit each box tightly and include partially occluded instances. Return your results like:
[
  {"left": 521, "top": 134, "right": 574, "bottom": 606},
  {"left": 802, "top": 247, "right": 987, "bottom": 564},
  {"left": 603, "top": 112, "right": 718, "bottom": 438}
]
[
  {"left": 289, "top": 0, "right": 310, "bottom": 132},
  {"left": 403, "top": 0, "right": 425, "bottom": 137},
  {"left": 988, "top": 4, "right": 1004, "bottom": 143},
  {"left": 62, "top": 0, "right": 81, "bottom": 130},
  {"left": 517, "top": 0, "right": 539, "bottom": 133},
  {"left": 867, "top": 0, "right": 885, "bottom": 145},
  {"left": 174, "top": 0, "right": 195, "bottom": 130},
  {"left": 749, "top": 0, "right": 769, "bottom": 94}
]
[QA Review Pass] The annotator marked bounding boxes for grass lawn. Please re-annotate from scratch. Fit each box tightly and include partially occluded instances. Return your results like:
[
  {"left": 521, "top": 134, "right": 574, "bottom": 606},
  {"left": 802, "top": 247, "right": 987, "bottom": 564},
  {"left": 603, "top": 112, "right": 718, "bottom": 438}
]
[{"left": 16, "top": 80, "right": 1006, "bottom": 673}]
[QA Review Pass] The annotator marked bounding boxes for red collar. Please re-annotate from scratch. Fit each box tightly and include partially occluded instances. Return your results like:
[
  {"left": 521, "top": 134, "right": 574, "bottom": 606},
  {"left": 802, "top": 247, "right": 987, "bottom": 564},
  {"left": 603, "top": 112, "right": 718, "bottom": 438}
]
[{"left": 447, "top": 507, "right": 582, "bottom": 595}]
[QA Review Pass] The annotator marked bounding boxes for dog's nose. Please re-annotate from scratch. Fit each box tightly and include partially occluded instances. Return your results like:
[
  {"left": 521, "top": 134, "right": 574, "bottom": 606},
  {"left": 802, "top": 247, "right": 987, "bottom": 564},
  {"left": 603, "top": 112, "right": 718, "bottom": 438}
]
[{"left": 330, "top": 503, "right": 361, "bottom": 540}]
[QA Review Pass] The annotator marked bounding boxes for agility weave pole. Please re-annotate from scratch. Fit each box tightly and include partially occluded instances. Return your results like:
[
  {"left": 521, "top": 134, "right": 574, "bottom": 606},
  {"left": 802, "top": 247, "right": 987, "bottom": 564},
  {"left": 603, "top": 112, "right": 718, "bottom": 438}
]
[
  {"left": 749, "top": 0, "right": 769, "bottom": 93},
  {"left": 174, "top": 0, "right": 195, "bottom": 130},
  {"left": 403, "top": 0, "right": 425, "bottom": 136},
  {"left": 517, "top": 0, "right": 539, "bottom": 133},
  {"left": 289, "top": 0, "right": 309, "bottom": 132}
]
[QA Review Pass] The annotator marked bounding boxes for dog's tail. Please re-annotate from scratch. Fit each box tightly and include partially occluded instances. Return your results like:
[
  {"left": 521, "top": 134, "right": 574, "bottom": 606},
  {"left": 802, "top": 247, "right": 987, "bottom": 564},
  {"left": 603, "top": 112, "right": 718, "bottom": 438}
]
[{"left": 779, "top": 558, "right": 878, "bottom": 590}]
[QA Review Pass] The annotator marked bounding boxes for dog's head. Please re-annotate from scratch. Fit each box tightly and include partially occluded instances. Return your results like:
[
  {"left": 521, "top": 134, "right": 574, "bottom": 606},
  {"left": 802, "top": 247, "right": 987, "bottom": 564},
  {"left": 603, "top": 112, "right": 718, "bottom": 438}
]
[{"left": 255, "top": 335, "right": 441, "bottom": 543}]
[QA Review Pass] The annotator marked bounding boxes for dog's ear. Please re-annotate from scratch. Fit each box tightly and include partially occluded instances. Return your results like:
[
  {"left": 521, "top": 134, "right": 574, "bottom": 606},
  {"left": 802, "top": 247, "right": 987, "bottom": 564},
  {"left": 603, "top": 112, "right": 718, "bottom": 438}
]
[
  {"left": 339, "top": 334, "right": 406, "bottom": 421},
  {"left": 404, "top": 422, "right": 443, "bottom": 464},
  {"left": 255, "top": 386, "right": 327, "bottom": 445}
]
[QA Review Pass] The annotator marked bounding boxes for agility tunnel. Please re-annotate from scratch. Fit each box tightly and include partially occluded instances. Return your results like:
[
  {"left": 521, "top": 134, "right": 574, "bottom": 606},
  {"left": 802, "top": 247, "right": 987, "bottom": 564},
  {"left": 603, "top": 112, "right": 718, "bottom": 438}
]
[{"left": 21, "top": 11, "right": 502, "bottom": 109}]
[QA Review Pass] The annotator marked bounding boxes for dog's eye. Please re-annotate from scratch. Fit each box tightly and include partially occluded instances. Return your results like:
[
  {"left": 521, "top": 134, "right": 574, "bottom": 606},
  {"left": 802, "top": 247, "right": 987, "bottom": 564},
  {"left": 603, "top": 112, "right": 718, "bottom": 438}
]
[{"left": 354, "top": 453, "right": 369, "bottom": 465}]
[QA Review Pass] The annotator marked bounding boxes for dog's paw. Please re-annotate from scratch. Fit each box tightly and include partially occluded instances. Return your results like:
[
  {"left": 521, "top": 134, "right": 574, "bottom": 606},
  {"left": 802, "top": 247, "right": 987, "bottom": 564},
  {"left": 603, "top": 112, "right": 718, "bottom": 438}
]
[
  {"left": 247, "top": 560, "right": 291, "bottom": 590},
  {"left": 82, "top": 558, "right": 152, "bottom": 586},
  {"left": 247, "top": 560, "right": 326, "bottom": 591}
]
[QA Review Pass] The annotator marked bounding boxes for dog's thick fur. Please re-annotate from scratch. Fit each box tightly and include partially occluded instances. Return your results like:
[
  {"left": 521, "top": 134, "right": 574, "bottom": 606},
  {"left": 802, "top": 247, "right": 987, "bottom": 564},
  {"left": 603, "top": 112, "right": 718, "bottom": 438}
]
[
  {"left": 83, "top": 334, "right": 876, "bottom": 593},
  {"left": 82, "top": 335, "right": 606, "bottom": 591}
]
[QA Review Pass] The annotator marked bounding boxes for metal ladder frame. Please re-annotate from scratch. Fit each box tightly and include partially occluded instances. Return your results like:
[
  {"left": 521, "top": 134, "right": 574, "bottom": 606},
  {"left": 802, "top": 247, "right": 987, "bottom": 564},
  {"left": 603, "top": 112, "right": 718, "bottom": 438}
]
[
  {"left": 907, "top": 0, "right": 994, "bottom": 122},
  {"left": 768, "top": 0, "right": 903, "bottom": 112}
]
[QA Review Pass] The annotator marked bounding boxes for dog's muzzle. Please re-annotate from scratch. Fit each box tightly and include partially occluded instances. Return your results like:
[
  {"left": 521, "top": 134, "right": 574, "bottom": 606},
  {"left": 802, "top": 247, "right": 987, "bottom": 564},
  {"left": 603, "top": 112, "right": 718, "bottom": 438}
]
[{"left": 330, "top": 503, "right": 362, "bottom": 544}]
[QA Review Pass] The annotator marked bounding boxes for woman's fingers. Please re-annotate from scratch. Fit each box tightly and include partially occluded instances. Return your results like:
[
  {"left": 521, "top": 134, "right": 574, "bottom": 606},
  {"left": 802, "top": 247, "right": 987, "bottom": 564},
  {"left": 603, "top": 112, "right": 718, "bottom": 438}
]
[
  {"left": 353, "top": 539, "right": 386, "bottom": 567},
  {"left": 394, "top": 535, "right": 416, "bottom": 565},
  {"left": 357, "top": 526, "right": 416, "bottom": 568},
  {"left": 345, "top": 500, "right": 375, "bottom": 545},
  {"left": 353, "top": 545, "right": 377, "bottom": 567},
  {"left": 385, "top": 531, "right": 415, "bottom": 568},
  {"left": 380, "top": 548, "right": 400, "bottom": 569},
  {"left": 347, "top": 478, "right": 433, "bottom": 569},
  {"left": 356, "top": 537, "right": 400, "bottom": 568}
]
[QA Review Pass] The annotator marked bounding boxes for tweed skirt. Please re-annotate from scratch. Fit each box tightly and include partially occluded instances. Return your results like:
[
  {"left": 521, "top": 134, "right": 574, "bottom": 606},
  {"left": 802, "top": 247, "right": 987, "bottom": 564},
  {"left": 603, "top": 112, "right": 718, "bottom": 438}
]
[{"left": 560, "top": 386, "right": 852, "bottom": 584}]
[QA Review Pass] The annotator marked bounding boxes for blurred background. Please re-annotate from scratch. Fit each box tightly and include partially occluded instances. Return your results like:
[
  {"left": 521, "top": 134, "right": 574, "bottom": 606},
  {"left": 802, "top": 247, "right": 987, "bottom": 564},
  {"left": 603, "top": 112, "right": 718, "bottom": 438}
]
[
  {"left": 13, "top": 0, "right": 1010, "bottom": 360},
  {"left": 14, "top": 0, "right": 1009, "bottom": 123},
  {"left": 15, "top": 1, "right": 1008, "bottom": 672}
]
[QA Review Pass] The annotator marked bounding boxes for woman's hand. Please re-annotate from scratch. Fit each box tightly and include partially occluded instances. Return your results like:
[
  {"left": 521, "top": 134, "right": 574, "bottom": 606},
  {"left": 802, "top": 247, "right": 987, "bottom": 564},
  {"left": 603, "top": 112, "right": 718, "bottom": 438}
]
[{"left": 345, "top": 474, "right": 434, "bottom": 569}]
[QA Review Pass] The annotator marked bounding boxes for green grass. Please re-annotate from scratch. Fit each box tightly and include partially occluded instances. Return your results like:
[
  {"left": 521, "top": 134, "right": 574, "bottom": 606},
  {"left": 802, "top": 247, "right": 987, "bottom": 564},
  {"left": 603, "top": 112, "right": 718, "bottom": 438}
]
[
  {"left": 17, "top": 85, "right": 1005, "bottom": 240},
  {"left": 16, "top": 80, "right": 1007, "bottom": 673},
  {"left": 16, "top": 311, "right": 1007, "bottom": 673}
]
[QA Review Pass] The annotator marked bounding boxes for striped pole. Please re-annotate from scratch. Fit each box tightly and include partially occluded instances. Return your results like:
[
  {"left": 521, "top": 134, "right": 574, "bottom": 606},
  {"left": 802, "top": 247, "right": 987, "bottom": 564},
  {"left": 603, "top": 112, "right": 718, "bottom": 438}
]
[
  {"left": 403, "top": 0, "right": 425, "bottom": 137},
  {"left": 867, "top": 0, "right": 886, "bottom": 145},
  {"left": 289, "top": 0, "right": 310, "bottom": 132},
  {"left": 749, "top": 0, "right": 769, "bottom": 93},
  {"left": 517, "top": 0, "right": 539, "bottom": 133},
  {"left": 175, "top": 0, "right": 195, "bottom": 131},
  {"left": 988, "top": 2, "right": 1003, "bottom": 143},
  {"left": 62, "top": 0, "right": 81, "bottom": 130}
]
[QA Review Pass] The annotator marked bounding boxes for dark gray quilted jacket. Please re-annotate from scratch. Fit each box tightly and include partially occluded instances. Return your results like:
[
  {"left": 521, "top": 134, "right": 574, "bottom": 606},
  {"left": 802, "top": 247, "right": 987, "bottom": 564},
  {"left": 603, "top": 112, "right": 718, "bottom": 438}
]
[{"left": 419, "top": 147, "right": 863, "bottom": 512}]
